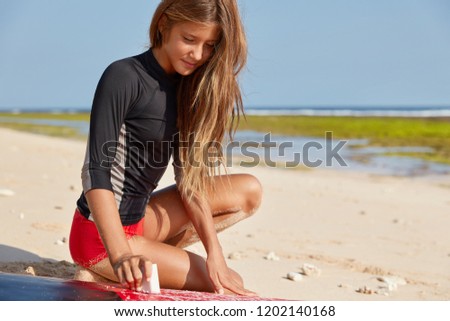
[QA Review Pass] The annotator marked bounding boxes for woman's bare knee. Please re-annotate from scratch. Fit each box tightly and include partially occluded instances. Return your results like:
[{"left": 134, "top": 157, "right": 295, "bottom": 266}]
[{"left": 241, "top": 174, "right": 262, "bottom": 214}]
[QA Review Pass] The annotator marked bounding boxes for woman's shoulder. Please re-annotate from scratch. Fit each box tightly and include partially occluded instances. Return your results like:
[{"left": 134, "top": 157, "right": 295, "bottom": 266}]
[
  {"left": 96, "top": 54, "right": 148, "bottom": 91},
  {"left": 97, "top": 51, "right": 162, "bottom": 92},
  {"left": 103, "top": 55, "right": 141, "bottom": 78}
]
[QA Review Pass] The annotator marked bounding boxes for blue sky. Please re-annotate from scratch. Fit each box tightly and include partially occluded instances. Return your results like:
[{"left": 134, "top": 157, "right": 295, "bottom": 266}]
[{"left": 1, "top": 0, "right": 450, "bottom": 109}]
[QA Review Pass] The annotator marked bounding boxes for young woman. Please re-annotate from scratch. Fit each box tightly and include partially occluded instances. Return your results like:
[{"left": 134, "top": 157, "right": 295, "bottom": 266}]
[{"left": 69, "top": 0, "right": 262, "bottom": 296}]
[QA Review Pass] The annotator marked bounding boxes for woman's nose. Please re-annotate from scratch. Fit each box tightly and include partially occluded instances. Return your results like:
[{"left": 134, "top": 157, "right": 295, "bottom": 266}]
[{"left": 191, "top": 44, "right": 203, "bottom": 61}]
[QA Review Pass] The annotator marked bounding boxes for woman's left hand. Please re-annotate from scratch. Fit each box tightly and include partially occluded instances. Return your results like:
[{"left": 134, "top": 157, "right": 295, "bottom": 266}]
[{"left": 206, "top": 251, "right": 257, "bottom": 296}]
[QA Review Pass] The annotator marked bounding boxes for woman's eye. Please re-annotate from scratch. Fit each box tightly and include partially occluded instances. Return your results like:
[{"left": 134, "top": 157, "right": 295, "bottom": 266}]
[{"left": 183, "top": 37, "right": 194, "bottom": 42}]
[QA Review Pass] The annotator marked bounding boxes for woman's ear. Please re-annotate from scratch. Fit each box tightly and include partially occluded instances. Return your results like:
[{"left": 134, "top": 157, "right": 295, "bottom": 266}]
[{"left": 158, "top": 14, "right": 168, "bottom": 34}]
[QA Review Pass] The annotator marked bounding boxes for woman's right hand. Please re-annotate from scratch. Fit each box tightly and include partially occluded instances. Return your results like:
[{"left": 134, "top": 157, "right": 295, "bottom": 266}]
[
  {"left": 85, "top": 190, "right": 152, "bottom": 292},
  {"left": 112, "top": 254, "right": 153, "bottom": 291}
]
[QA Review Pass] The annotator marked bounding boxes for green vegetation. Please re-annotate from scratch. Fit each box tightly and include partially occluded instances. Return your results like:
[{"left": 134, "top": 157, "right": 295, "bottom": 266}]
[
  {"left": 0, "top": 122, "right": 86, "bottom": 140},
  {"left": 238, "top": 115, "right": 450, "bottom": 164},
  {"left": 0, "top": 112, "right": 90, "bottom": 121},
  {"left": 0, "top": 112, "right": 449, "bottom": 164},
  {"left": 0, "top": 112, "right": 89, "bottom": 140}
]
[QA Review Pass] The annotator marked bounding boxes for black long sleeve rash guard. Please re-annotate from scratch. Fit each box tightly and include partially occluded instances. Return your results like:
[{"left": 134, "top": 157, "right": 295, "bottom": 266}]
[{"left": 76, "top": 49, "right": 181, "bottom": 226}]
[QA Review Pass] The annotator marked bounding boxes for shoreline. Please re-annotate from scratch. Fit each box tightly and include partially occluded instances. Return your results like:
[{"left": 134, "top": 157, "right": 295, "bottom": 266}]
[
  {"left": 1, "top": 111, "right": 450, "bottom": 166},
  {"left": 1, "top": 114, "right": 450, "bottom": 177},
  {"left": 1, "top": 127, "right": 449, "bottom": 300}
]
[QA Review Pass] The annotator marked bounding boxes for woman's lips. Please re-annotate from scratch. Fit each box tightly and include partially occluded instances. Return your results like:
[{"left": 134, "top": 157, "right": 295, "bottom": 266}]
[{"left": 181, "top": 59, "right": 197, "bottom": 69}]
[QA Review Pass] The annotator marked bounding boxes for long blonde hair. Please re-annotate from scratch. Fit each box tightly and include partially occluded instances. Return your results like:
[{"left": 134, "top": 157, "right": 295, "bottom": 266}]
[{"left": 149, "top": 0, "right": 247, "bottom": 199}]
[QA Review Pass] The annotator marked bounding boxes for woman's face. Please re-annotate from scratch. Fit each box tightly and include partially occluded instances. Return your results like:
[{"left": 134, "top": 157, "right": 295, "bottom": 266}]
[{"left": 155, "top": 21, "right": 219, "bottom": 76}]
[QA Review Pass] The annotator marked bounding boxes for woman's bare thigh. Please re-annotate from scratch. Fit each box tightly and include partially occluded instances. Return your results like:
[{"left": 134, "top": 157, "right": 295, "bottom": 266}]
[
  {"left": 88, "top": 236, "right": 215, "bottom": 292},
  {"left": 143, "top": 173, "right": 262, "bottom": 243}
]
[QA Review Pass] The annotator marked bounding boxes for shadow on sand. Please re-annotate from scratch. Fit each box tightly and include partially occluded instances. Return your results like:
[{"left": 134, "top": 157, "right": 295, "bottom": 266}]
[{"left": 0, "top": 244, "right": 76, "bottom": 279}]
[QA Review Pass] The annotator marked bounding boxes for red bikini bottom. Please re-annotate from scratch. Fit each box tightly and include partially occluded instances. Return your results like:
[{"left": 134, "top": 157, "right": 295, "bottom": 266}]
[{"left": 69, "top": 209, "right": 144, "bottom": 268}]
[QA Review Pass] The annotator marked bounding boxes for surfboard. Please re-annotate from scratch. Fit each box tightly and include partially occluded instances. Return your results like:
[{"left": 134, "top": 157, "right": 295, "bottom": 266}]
[{"left": 0, "top": 272, "right": 283, "bottom": 301}]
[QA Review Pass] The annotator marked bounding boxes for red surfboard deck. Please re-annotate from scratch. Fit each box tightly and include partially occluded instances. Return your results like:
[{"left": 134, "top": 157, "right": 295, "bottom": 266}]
[
  {"left": 114, "top": 288, "right": 282, "bottom": 301},
  {"left": 0, "top": 272, "right": 284, "bottom": 301}
]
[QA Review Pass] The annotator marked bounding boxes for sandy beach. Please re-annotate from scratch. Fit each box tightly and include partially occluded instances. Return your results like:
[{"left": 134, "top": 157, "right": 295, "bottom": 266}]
[{"left": 0, "top": 126, "right": 449, "bottom": 301}]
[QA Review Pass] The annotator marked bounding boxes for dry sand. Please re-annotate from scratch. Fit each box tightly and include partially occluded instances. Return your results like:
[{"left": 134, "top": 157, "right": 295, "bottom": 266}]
[{"left": 1, "top": 127, "right": 449, "bottom": 300}]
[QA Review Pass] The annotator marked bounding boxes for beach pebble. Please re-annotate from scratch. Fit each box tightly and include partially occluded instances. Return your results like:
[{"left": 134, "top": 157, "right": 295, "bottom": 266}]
[
  {"left": 377, "top": 276, "right": 407, "bottom": 291},
  {"left": 25, "top": 266, "right": 36, "bottom": 276},
  {"left": 392, "top": 218, "right": 406, "bottom": 225},
  {"left": 54, "top": 237, "right": 67, "bottom": 246},
  {"left": 287, "top": 272, "right": 303, "bottom": 282},
  {"left": 264, "top": 251, "right": 280, "bottom": 261},
  {"left": 228, "top": 252, "right": 242, "bottom": 260},
  {"left": 337, "top": 283, "right": 351, "bottom": 289},
  {"left": 0, "top": 189, "right": 15, "bottom": 197},
  {"left": 300, "top": 263, "right": 321, "bottom": 277}
]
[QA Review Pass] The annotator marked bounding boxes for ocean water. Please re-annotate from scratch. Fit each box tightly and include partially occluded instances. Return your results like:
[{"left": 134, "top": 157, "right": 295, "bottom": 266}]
[
  {"left": 3, "top": 105, "right": 450, "bottom": 117},
  {"left": 1, "top": 106, "right": 450, "bottom": 178},
  {"left": 230, "top": 131, "right": 450, "bottom": 178}
]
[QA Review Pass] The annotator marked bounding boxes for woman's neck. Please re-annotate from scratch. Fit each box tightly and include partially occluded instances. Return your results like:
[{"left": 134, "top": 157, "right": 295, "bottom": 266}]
[{"left": 151, "top": 47, "right": 176, "bottom": 75}]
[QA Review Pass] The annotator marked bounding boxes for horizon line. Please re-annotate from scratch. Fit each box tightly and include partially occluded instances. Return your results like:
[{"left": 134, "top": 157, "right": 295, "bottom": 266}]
[{"left": 1, "top": 104, "right": 450, "bottom": 112}]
